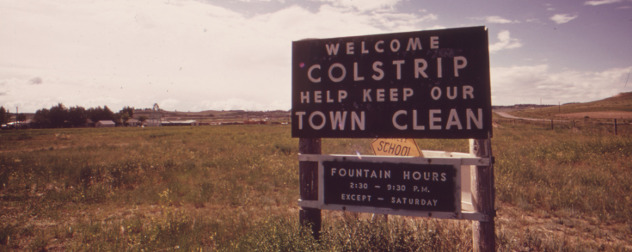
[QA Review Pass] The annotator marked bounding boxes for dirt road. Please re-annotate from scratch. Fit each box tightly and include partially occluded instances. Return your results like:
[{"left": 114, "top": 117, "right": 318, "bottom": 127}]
[{"left": 494, "top": 111, "right": 567, "bottom": 122}]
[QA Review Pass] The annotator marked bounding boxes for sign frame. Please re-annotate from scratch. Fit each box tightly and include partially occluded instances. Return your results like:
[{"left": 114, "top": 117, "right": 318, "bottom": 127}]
[
  {"left": 294, "top": 26, "right": 496, "bottom": 250},
  {"left": 298, "top": 154, "right": 489, "bottom": 221},
  {"left": 291, "top": 26, "right": 492, "bottom": 139}
]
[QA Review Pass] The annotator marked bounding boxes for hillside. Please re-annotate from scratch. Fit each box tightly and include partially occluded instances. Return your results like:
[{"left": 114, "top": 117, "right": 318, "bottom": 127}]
[{"left": 508, "top": 92, "right": 632, "bottom": 120}]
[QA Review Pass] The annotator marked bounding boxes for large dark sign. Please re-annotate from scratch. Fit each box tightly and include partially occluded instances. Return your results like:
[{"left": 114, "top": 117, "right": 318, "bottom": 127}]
[
  {"left": 292, "top": 26, "right": 491, "bottom": 139},
  {"left": 323, "top": 160, "right": 458, "bottom": 212}
]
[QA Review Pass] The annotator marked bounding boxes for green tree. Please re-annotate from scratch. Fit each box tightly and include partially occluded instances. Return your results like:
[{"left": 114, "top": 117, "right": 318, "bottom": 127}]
[
  {"left": 117, "top": 106, "right": 134, "bottom": 125},
  {"left": 0, "top": 106, "right": 7, "bottom": 125},
  {"left": 87, "top": 106, "right": 115, "bottom": 122},
  {"left": 33, "top": 108, "right": 51, "bottom": 128},
  {"left": 138, "top": 115, "right": 148, "bottom": 124},
  {"left": 113, "top": 112, "right": 123, "bottom": 125},
  {"left": 49, "top": 103, "right": 69, "bottom": 128},
  {"left": 16, "top": 113, "right": 26, "bottom": 122},
  {"left": 119, "top": 106, "right": 134, "bottom": 118},
  {"left": 68, "top": 106, "right": 87, "bottom": 127}
]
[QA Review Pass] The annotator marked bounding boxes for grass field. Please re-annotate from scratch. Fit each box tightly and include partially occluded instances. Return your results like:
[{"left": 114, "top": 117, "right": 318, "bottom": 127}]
[{"left": 1, "top": 118, "right": 631, "bottom": 250}]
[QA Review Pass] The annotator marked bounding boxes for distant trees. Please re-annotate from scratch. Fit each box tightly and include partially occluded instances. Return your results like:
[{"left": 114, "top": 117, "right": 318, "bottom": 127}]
[
  {"left": 138, "top": 116, "right": 147, "bottom": 124},
  {"left": 16, "top": 114, "right": 27, "bottom": 122},
  {"left": 32, "top": 103, "right": 135, "bottom": 128},
  {"left": 0, "top": 106, "right": 9, "bottom": 125},
  {"left": 68, "top": 106, "right": 87, "bottom": 127},
  {"left": 49, "top": 103, "right": 68, "bottom": 128},
  {"left": 33, "top": 108, "right": 51, "bottom": 128},
  {"left": 117, "top": 106, "right": 134, "bottom": 125},
  {"left": 0, "top": 106, "right": 27, "bottom": 125},
  {"left": 87, "top": 106, "right": 115, "bottom": 122}
]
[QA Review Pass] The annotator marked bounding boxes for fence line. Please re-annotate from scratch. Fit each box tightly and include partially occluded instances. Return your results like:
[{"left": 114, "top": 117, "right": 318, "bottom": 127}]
[{"left": 494, "top": 117, "right": 631, "bottom": 136}]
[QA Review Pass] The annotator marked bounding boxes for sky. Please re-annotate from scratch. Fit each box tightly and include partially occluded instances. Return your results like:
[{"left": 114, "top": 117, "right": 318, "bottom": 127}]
[{"left": 1, "top": 0, "right": 631, "bottom": 113}]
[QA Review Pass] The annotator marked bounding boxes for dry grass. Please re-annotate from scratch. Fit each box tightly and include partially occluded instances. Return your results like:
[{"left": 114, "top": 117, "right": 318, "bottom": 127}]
[{"left": 1, "top": 121, "right": 631, "bottom": 250}]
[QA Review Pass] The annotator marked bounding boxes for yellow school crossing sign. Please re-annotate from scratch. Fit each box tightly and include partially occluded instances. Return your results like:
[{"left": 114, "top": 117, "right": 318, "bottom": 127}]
[{"left": 371, "top": 138, "right": 422, "bottom": 157}]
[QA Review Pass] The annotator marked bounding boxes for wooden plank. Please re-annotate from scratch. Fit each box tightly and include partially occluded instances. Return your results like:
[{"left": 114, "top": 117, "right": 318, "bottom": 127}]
[
  {"left": 299, "top": 138, "right": 321, "bottom": 240},
  {"left": 298, "top": 154, "right": 489, "bottom": 166},
  {"left": 470, "top": 138, "right": 495, "bottom": 252},
  {"left": 297, "top": 200, "right": 489, "bottom": 221}
]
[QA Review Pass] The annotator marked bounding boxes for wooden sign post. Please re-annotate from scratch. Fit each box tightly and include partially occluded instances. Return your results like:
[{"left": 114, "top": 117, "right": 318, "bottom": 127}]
[
  {"left": 292, "top": 26, "right": 495, "bottom": 251},
  {"left": 299, "top": 138, "right": 321, "bottom": 239},
  {"left": 471, "top": 138, "right": 495, "bottom": 251}
]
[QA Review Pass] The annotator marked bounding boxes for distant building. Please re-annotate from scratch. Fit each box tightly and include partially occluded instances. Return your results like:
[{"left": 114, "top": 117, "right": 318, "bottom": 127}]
[
  {"left": 96, "top": 120, "right": 116, "bottom": 127},
  {"left": 1, "top": 120, "right": 32, "bottom": 129},
  {"left": 144, "top": 119, "right": 161, "bottom": 127},
  {"left": 85, "top": 119, "right": 95, "bottom": 127},
  {"left": 161, "top": 120, "right": 198, "bottom": 126},
  {"left": 244, "top": 118, "right": 268, "bottom": 125},
  {"left": 126, "top": 118, "right": 140, "bottom": 127}
]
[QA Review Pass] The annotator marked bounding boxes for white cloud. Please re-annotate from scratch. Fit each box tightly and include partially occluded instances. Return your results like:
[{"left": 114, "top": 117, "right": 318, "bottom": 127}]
[
  {"left": 585, "top": 0, "right": 621, "bottom": 6},
  {"left": 491, "top": 64, "right": 632, "bottom": 105},
  {"left": 0, "top": 0, "right": 440, "bottom": 112},
  {"left": 550, "top": 13, "right": 578, "bottom": 24},
  {"left": 525, "top": 18, "right": 543, "bottom": 24},
  {"left": 489, "top": 30, "right": 522, "bottom": 53},
  {"left": 318, "top": 0, "right": 401, "bottom": 12},
  {"left": 2, "top": 0, "right": 629, "bottom": 113},
  {"left": 29, "top": 77, "right": 43, "bottom": 85},
  {"left": 196, "top": 98, "right": 285, "bottom": 111},
  {"left": 484, "top": 16, "right": 518, "bottom": 24}
]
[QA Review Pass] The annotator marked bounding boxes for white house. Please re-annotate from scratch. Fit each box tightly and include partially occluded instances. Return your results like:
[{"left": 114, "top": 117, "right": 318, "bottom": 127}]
[
  {"left": 95, "top": 120, "right": 116, "bottom": 127},
  {"left": 126, "top": 118, "right": 140, "bottom": 127}
]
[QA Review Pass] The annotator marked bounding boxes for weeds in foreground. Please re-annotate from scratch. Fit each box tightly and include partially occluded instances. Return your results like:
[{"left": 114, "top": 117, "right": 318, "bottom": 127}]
[
  {"left": 1, "top": 123, "right": 631, "bottom": 250},
  {"left": 493, "top": 123, "right": 632, "bottom": 222}
]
